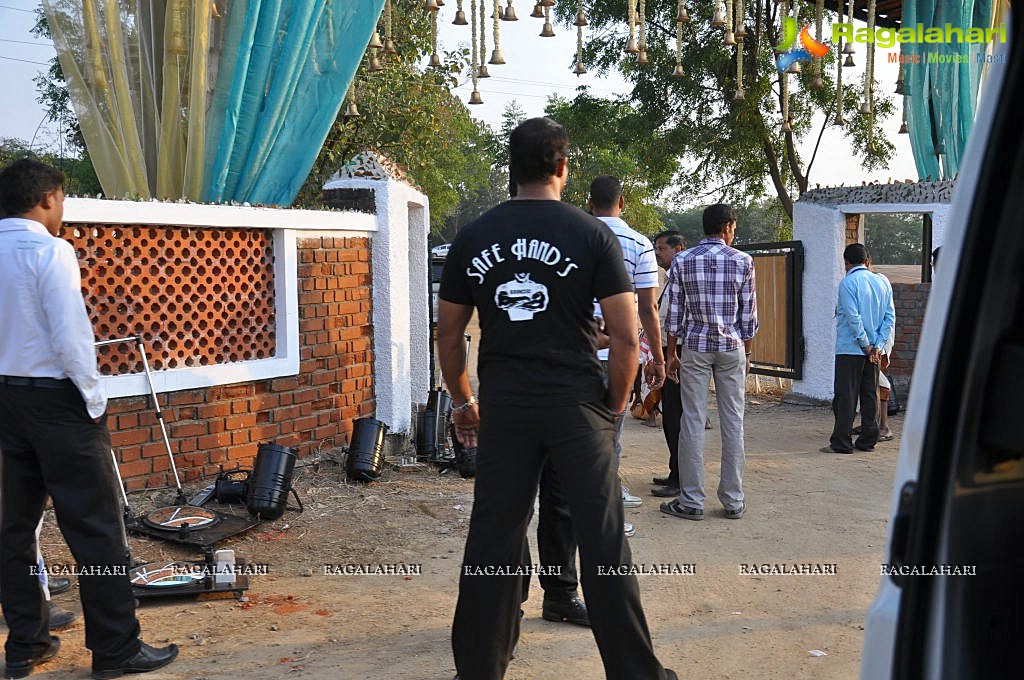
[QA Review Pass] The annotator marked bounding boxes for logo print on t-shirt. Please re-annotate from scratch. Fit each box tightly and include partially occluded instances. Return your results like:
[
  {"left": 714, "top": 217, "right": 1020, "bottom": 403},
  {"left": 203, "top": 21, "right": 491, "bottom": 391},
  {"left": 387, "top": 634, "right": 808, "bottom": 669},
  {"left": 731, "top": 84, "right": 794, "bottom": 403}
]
[{"left": 495, "top": 273, "right": 549, "bottom": 321}]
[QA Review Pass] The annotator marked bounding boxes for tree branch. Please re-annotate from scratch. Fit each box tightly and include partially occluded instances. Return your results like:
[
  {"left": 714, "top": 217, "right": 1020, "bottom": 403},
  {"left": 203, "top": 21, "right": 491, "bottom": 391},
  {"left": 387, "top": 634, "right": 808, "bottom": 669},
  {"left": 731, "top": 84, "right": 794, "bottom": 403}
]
[
  {"left": 785, "top": 130, "right": 807, "bottom": 193},
  {"left": 805, "top": 99, "right": 837, "bottom": 185},
  {"left": 762, "top": 140, "right": 793, "bottom": 218}
]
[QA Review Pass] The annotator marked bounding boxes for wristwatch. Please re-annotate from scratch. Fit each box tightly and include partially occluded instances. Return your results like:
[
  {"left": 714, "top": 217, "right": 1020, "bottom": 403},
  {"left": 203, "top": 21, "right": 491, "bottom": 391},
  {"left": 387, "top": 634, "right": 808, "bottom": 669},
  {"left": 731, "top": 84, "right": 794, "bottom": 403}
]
[{"left": 451, "top": 395, "right": 478, "bottom": 414}]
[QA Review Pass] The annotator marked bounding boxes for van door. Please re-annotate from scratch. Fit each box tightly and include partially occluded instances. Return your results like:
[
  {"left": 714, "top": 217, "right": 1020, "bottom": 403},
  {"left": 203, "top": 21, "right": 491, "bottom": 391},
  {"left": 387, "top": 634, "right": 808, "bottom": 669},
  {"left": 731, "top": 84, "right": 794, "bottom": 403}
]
[{"left": 862, "top": 9, "right": 1023, "bottom": 679}]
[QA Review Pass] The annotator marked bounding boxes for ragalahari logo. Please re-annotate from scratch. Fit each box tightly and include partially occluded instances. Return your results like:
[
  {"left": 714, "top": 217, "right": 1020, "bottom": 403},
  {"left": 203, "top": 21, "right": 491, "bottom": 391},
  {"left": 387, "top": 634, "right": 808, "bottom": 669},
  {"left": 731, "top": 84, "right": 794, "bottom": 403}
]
[{"left": 776, "top": 17, "right": 830, "bottom": 72}]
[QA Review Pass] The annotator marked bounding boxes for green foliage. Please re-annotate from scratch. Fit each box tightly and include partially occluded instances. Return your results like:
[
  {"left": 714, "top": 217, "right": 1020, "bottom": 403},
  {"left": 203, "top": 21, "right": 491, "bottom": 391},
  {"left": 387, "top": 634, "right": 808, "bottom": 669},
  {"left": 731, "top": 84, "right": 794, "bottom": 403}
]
[
  {"left": 659, "top": 200, "right": 790, "bottom": 248},
  {"left": 31, "top": 8, "right": 85, "bottom": 153},
  {"left": 557, "top": 1, "right": 897, "bottom": 218},
  {"left": 545, "top": 93, "right": 678, "bottom": 235},
  {"left": 864, "top": 213, "right": 924, "bottom": 265},
  {"left": 0, "top": 138, "right": 102, "bottom": 197}
]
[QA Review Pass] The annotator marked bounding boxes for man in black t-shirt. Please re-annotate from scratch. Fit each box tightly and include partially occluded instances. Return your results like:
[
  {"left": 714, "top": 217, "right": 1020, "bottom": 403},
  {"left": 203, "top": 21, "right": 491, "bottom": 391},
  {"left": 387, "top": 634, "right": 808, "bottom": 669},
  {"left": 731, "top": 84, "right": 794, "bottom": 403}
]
[{"left": 438, "top": 118, "right": 675, "bottom": 680}]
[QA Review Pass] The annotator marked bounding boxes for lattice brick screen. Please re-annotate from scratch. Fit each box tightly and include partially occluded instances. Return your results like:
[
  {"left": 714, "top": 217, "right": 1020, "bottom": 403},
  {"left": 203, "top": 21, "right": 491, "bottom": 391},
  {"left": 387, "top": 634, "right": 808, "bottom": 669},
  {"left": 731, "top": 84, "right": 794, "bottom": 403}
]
[{"left": 61, "top": 225, "right": 276, "bottom": 374}]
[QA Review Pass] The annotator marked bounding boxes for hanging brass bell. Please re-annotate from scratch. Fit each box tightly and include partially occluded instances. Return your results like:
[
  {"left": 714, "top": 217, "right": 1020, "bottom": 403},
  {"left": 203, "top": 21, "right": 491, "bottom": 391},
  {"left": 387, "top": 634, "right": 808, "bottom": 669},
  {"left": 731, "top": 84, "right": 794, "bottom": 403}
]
[
  {"left": 502, "top": 2, "right": 518, "bottom": 21},
  {"left": 734, "top": 88, "right": 746, "bottom": 101},
  {"left": 344, "top": 101, "right": 360, "bottom": 118},
  {"left": 781, "top": 119, "right": 792, "bottom": 133},
  {"left": 478, "top": 64, "right": 490, "bottom": 78},
  {"left": 712, "top": 8, "right": 726, "bottom": 27},
  {"left": 724, "top": 31, "right": 737, "bottom": 46},
  {"left": 573, "top": 61, "right": 587, "bottom": 75},
  {"left": 540, "top": 21, "right": 555, "bottom": 37},
  {"left": 787, "top": 61, "right": 801, "bottom": 74},
  {"left": 637, "top": 50, "right": 649, "bottom": 65},
  {"left": 811, "top": 76, "right": 824, "bottom": 89},
  {"left": 842, "top": 42, "right": 856, "bottom": 55},
  {"left": 672, "top": 63, "right": 685, "bottom": 77},
  {"left": 453, "top": 9, "right": 468, "bottom": 24},
  {"left": 895, "top": 79, "right": 905, "bottom": 95},
  {"left": 423, "top": 0, "right": 440, "bottom": 11},
  {"left": 677, "top": 7, "right": 690, "bottom": 23},
  {"left": 844, "top": 54, "right": 855, "bottom": 67},
  {"left": 736, "top": 25, "right": 747, "bottom": 39},
  {"left": 368, "top": 31, "right": 383, "bottom": 49},
  {"left": 428, "top": 52, "right": 442, "bottom": 68},
  {"left": 383, "top": 38, "right": 397, "bottom": 54},
  {"left": 489, "top": 48, "right": 506, "bottom": 65},
  {"left": 625, "top": 38, "right": 640, "bottom": 54},
  {"left": 898, "top": 121, "right": 909, "bottom": 134},
  {"left": 859, "top": 101, "right": 872, "bottom": 115},
  {"left": 539, "top": 0, "right": 555, "bottom": 6},
  {"left": 530, "top": 3, "right": 544, "bottom": 18},
  {"left": 369, "top": 54, "right": 385, "bottom": 71},
  {"left": 468, "top": 89, "right": 484, "bottom": 105},
  {"left": 834, "top": 112, "right": 845, "bottom": 125},
  {"left": 574, "top": 10, "right": 588, "bottom": 26}
]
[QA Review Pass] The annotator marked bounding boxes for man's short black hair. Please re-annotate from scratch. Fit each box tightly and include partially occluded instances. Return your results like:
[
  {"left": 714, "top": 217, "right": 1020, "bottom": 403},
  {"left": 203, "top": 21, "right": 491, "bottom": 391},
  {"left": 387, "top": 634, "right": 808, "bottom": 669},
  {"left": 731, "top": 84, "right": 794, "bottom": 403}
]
[
  {"left": 844, "top": 243, "right": 869, "bottom": 265},
  {"left": 702, "top": 203, "right": 737, "bottom": 235},
  {"left": 589, "top": 175, "right": 622, "bottom": 211},
  {"left": 509, "top": 117, "right": 569, "bottom": 185},
  {"left": 654, "top": 230, "right": 686, "bottom": 249},
  {"left": 0, "top": 158, "right": 64, "bottom": 217}
]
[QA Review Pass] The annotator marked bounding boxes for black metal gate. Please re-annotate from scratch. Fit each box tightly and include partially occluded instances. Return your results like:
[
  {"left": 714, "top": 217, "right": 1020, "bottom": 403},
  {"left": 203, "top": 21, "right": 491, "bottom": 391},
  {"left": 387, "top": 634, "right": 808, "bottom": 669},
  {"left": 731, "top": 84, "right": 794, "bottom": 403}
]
[{"left": 741, "top": 240, "right": 804, "bottom": 379}]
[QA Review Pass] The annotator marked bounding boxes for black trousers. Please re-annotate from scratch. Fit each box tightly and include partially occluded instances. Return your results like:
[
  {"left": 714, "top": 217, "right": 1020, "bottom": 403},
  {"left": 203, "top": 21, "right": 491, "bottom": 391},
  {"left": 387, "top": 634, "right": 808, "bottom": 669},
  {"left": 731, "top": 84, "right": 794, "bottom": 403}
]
[
  {"left": 452, "top": 403, "right": 666, "bottom": 680},
  {"left": 536, "top": 461, "right": 578, "bottom": 600},
  {"left": 661, "top": 346, "right": 682, "bottom": 484},
  {"left": 830, "top": 354, "right": 880, "bottom": 452},
  {"left": 0, "top": 382, "right": 140, "bottom": 665}
]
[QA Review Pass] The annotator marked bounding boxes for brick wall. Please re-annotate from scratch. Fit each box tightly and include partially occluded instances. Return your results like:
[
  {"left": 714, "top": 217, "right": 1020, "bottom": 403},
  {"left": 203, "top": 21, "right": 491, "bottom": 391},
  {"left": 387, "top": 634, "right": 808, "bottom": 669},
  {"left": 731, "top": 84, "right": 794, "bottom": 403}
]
[
  {"left": 105, "top": 236, "right": 375, "bottom": 490},
  {"left": 887, "top": 281, "right": 930, "bottom": 399}
]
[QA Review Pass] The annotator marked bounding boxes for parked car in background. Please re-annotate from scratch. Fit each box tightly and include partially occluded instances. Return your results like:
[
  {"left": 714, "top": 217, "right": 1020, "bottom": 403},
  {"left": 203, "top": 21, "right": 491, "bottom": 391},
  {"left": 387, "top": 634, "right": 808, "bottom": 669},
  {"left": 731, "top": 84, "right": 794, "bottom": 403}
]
[
  {"left": 431, "top": 243, "right": 451, "bottom": 258},
  {"left": 430, "top": 256, "right": 445, "bottom": 323},
  {"left": 860, "top": 11, "right": 1021, "bottom": 679}
]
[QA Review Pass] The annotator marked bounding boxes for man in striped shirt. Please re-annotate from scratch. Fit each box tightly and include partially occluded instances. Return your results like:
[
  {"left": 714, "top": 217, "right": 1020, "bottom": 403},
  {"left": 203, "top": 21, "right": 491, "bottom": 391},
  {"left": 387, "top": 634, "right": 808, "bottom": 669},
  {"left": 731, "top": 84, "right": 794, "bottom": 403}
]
[
  {"left": 591, "top": 175, "right": 666, "bottom": 520},
  {"left": 662, "top": 204, "right": 758, "bottom": 521}
]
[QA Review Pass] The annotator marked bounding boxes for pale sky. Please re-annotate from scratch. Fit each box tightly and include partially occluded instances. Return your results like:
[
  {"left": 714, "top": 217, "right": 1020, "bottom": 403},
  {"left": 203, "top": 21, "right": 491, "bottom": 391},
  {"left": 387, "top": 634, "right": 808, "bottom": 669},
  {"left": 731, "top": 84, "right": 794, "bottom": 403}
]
[{"left": 0, "top": 0, "right": 921, "bottom": 201}]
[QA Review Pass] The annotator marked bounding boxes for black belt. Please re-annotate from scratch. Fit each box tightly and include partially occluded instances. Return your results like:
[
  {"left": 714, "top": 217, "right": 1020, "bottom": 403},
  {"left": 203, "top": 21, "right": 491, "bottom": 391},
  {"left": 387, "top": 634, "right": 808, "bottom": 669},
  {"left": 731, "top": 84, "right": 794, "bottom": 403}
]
[{"left": 0, "top": 376, "right": 72, "bottom": 389}]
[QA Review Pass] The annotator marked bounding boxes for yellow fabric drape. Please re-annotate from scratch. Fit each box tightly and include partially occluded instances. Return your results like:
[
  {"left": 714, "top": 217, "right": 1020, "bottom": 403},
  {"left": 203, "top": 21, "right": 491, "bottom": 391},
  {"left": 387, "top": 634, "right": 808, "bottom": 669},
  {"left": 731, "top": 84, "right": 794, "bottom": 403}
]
[{"left": 43, "top": 0, "right": 216, "bottom": 199}]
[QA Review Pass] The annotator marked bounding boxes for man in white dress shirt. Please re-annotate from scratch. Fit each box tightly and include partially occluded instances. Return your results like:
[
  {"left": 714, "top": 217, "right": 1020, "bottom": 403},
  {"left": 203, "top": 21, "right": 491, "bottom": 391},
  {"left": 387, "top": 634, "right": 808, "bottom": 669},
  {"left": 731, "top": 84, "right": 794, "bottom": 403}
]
[{"left": 0, "top": 159, "right": 177, "bottom": 679}]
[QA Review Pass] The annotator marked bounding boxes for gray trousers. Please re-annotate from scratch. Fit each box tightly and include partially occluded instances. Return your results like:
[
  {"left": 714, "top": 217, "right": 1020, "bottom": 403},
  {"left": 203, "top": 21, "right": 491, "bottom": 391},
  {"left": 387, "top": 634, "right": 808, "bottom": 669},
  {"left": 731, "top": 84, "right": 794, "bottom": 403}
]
[{"left": 676, "top": 347, "right": 746, "bottom": 512}]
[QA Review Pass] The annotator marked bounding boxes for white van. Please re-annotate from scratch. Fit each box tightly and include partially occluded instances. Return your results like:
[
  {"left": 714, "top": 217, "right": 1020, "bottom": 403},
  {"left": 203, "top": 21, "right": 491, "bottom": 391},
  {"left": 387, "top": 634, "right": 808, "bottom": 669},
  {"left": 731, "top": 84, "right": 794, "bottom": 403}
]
[{"left": 860, "top": 10, "right": 1021, "bottom": 679}]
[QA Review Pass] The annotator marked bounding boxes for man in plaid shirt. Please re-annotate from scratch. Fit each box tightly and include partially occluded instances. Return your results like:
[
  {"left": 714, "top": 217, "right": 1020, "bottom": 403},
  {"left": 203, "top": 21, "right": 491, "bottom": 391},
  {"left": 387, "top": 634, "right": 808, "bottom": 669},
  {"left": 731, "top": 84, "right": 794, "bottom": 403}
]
[{"left": 662, "top": 204, "right": 758, "bottom": 521}]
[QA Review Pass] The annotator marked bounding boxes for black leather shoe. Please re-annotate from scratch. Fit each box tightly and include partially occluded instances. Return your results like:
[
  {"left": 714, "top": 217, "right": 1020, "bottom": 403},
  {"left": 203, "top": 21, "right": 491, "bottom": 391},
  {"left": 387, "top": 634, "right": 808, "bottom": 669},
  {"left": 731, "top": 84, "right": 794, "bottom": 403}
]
[
  {"left": 542, "top": 595, "right": 590, "bottom": 627},
  {"left": 91, "top": 642, "right": 179, "bottom": 679},
  {"left": 665, "top": 670, "right": 679, "bottom": 680},
  {"left": 4, "top": 635, "right": 60, "bottom": 679},
  {"left": 48, "top": 603, "right": 77, "bottom": 631},
  {"left": 651, "top": 485, "right": 681, "bottom": 497},
  {"left": 47, "top": 577, "right": 72, "bottom": 597},
  {"left": 652, "top": 475, "right": 675, "bottom": 486}
]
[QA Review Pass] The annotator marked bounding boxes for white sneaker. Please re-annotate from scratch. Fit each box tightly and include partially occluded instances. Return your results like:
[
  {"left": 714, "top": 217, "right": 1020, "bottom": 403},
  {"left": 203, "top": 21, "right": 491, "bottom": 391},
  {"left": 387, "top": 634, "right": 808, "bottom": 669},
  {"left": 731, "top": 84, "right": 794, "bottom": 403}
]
[
  {"left": 622, "top": 485, "right": 643, "bottom": 507},
  {"left": 624, "top": 522, "right": 636, "bottom": 537}
]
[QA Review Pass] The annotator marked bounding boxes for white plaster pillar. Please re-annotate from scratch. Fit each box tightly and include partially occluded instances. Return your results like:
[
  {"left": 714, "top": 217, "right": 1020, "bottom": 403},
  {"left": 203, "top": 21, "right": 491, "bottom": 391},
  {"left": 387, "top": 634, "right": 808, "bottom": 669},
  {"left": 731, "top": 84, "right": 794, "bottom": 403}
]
[
  {"left": 791, "top": 202, "right": 846, "bottom": 402},
  {"left": 323, "top": 156, "right": 430, "bottom": 434}
]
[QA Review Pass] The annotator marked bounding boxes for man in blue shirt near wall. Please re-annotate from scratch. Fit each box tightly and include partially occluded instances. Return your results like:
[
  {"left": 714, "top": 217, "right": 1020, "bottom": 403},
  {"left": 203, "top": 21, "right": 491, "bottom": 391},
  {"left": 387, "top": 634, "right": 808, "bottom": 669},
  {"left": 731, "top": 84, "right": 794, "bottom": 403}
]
[{"left": 823, "top": 243, "right": 896, "bottom": 454}]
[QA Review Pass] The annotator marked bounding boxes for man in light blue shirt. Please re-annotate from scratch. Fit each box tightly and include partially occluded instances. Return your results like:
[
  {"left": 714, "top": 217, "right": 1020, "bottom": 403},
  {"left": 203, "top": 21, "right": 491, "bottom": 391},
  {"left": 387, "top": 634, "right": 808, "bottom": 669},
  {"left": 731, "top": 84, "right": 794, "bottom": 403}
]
[{"left": 824, "top": 243, "right": 895, "bottom": 453}]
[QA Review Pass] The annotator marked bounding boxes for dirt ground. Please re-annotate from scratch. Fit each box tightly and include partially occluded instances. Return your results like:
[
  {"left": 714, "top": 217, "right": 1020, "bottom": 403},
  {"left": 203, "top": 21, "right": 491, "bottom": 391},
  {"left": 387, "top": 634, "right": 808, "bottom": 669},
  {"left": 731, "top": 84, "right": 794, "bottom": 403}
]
[{"left": 26, "top": 380, "right": 901, "bottom": 680}]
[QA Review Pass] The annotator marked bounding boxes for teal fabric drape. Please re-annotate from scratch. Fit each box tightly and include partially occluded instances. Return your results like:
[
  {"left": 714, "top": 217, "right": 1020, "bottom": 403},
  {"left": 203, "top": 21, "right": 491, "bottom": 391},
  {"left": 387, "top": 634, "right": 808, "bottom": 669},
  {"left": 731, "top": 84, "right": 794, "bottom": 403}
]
[
  {"left": 203, "top": 0, "right": 384, "bottom": 204},
  {"left": 903, "top": 0, "right": 997, "bottom": 180}
]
